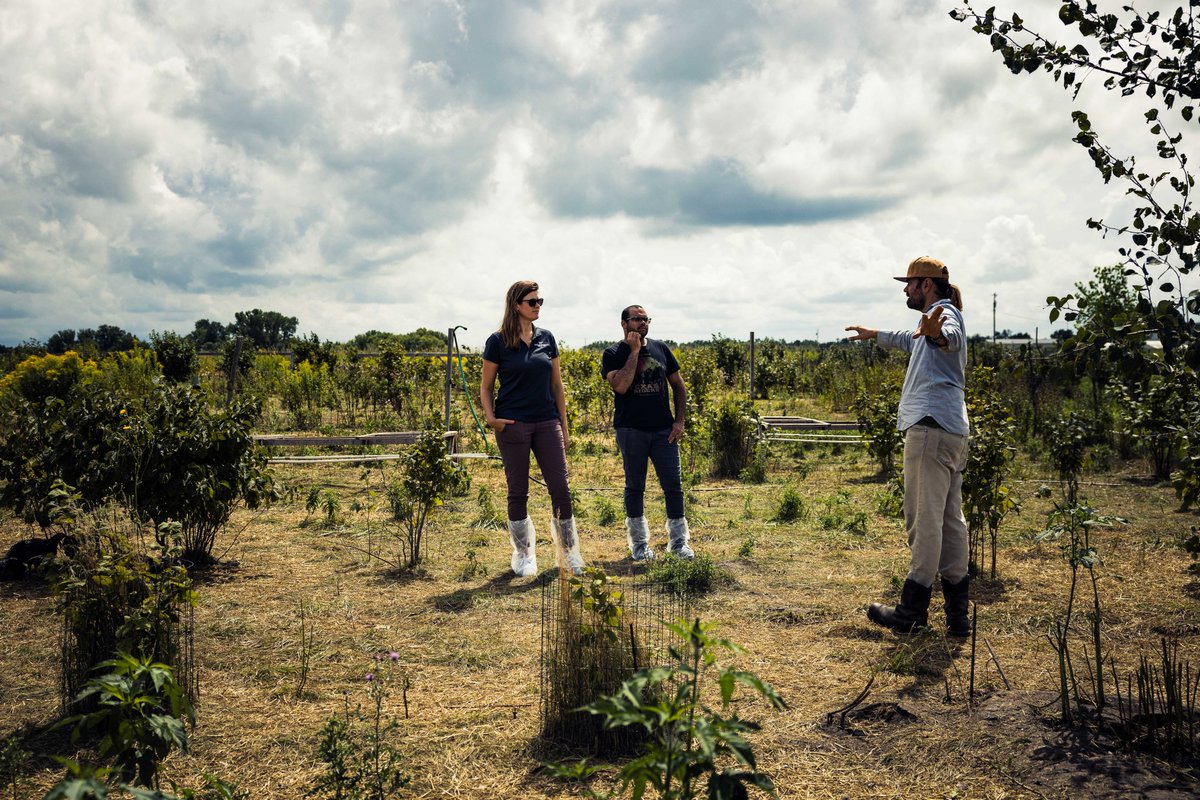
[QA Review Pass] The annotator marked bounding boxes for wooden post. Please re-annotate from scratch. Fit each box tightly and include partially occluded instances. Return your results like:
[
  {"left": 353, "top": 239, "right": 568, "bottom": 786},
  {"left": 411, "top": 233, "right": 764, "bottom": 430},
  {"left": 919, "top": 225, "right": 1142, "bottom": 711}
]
[
  {"left": 749, "top": 332, "right": 756, "bottom": 401},
  {"left": 225, "top": 336, "right": 244, "bottom": 407}
]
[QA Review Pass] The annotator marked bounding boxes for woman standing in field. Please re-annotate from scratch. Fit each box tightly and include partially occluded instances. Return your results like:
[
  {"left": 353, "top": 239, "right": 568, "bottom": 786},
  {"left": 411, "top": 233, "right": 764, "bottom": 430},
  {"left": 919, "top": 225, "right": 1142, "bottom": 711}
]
[{"left": 480, "top": 280, "right": 584, "bottom": 577}]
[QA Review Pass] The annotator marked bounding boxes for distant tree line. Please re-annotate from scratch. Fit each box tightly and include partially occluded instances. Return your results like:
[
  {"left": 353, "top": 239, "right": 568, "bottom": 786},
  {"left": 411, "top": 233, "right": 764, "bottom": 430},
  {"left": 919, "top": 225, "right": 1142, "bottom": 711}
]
[
  {"left": 0, "top": 310, "right": 458, "bottom": 382},
  {"left": 3, "top": 311, "right": 452, "bottom": 357},
  {"left": 188, "top": 317, "right": 448, "bottom": 354}
]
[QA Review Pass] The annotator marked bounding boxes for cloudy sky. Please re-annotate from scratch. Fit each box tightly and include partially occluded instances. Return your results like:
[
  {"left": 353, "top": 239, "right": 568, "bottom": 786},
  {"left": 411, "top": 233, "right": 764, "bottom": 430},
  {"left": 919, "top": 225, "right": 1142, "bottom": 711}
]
[{"left": 1, "top": 0, "right": 1193, "bottom": 349}]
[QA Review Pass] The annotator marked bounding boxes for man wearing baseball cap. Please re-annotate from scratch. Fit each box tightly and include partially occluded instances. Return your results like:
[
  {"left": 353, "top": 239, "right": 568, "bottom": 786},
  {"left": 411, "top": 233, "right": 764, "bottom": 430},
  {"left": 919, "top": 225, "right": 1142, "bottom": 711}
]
[{"left": 845, "top": 256, "right": 971, "bottom": 637}]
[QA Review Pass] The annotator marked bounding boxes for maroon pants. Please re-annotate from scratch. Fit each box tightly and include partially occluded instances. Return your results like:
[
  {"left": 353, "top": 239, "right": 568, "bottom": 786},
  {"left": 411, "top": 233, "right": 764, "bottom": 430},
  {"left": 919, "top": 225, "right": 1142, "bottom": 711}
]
[{"left": 495, "top": 419, "right": 573, "bottom": 522}]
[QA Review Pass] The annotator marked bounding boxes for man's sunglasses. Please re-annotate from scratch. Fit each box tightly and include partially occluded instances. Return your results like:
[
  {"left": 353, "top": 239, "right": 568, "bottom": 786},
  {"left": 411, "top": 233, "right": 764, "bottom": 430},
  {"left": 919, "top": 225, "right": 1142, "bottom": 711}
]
[
  {"left": 625, "top": 315, "right": 651, "bottom": 323},
  {"left": 521, "top": 298, "right": 545, "bottom": 307}
]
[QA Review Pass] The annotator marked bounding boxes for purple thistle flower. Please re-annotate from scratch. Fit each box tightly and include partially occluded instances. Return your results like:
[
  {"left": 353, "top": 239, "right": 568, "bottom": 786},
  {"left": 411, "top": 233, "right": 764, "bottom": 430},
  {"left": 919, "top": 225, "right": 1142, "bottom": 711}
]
[
  {"left": 365, "top": 672, "right": 374, "bottom": 682},
  {"left": 389, "top": 651, "right": 400, "bottom": 662}
]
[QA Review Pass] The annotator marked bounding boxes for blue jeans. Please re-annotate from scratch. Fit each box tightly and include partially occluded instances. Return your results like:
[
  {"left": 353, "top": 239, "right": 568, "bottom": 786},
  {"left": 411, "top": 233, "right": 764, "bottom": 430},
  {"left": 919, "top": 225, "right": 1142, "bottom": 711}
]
[{"left": 615, "top": 427, "right": 684, "bottom": 519}]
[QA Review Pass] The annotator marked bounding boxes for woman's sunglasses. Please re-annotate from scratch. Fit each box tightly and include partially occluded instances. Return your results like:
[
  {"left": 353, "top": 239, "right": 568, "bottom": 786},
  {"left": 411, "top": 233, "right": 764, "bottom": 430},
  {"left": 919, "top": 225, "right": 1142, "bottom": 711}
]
[{"left": 521, "top": 298, "right": 545, "bottom": 307}]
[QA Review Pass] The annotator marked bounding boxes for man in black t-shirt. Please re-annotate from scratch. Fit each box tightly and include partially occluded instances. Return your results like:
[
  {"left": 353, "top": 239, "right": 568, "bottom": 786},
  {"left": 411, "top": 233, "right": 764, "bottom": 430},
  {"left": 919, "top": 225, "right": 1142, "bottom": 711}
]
[{"left": 601, "top": 305, "right": 694, "bottom": 561}]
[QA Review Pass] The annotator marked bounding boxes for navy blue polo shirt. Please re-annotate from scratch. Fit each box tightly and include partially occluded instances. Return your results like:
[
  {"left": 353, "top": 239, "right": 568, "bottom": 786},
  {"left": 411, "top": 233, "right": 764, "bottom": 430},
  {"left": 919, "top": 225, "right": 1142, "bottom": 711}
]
[
  {"left": 483, "top": 328, "right": 561, "bottom": 422},
  {"left": 601, "top": 338, "right": 680, "bottom": 430}
]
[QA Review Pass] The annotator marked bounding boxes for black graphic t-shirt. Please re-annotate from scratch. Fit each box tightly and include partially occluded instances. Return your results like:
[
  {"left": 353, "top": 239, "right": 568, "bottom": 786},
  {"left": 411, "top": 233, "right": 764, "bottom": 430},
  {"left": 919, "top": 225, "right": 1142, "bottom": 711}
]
[{"left": 601, "top": 338, "right": 680, "bottom": 430}]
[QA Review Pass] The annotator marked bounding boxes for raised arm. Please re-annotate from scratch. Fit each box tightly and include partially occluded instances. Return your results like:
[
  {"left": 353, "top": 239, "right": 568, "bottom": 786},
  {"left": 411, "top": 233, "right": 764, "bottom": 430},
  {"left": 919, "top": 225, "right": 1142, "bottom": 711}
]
[
  {"left": 845, "top": 326, "right": 877, "bottom": 341},
  {"left": 605, "top": 331, "right": 642, "bottom": 394},
  {"left": 912, "top": 305, "right": 963, "bottom": 352}
]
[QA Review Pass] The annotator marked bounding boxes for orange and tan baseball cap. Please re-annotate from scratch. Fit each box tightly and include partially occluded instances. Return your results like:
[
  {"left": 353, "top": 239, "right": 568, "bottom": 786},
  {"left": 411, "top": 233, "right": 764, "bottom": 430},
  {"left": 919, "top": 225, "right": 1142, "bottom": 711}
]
[{"left": 894, "top": 256, "right": 950, "bottom": 282}]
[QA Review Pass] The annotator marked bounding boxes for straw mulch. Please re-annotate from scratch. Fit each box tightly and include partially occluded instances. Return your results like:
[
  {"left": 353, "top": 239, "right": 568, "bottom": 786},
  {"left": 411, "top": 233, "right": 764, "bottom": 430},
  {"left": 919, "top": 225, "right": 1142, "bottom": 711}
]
[{"left": 2, "top": 439, "right": 1199, "bottom": 798}]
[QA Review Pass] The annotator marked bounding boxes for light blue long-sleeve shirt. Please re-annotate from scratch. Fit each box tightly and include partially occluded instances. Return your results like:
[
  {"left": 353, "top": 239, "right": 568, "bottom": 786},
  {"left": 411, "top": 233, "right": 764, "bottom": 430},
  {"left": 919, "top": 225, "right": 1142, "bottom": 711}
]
[{"left": 876, "top": 299, "right": 970, "bottom": 436}]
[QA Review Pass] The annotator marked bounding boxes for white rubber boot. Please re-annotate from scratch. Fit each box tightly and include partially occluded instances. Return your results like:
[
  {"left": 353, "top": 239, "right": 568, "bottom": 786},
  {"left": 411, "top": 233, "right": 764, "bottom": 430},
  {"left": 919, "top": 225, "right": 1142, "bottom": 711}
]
[
  {"left": 554, "top": 516, "right": 585, "bottom": 575},
  {"left": 625, "top": 516, "right": 656, "bottom": 562},
  {"left": 666, "top": 517, "right": 694, "bottom": 560},
  {"left": 508, "top": 517, "right": 538, "bottom": 577}
]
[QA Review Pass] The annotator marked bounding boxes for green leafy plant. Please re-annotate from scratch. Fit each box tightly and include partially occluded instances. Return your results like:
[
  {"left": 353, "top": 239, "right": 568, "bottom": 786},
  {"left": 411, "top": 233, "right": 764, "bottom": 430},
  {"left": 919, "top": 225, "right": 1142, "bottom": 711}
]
[
  {"left": 149, "top": 331, "right": 199, "bottom": 384},
  {"left": 576, "top": 618, "right": 787, "bottom": 800},
  {"left": 954, "top": 3, "right": 1200, "bottom": 358},
  {"left": 309, "top": 654, "right": 410, "bottom": 800},
  {"left": 816, "top": 491, "right": 864, "bottom": 534},
  {"left": 850, "top": 376, "right": 902, "bottom": 479},
  {"left": 305, "top": 487, "right": 322, "bottom": 521},
  {"left": 59, "top": 652, "right": 195, "bottom": 788},
  {"left": 710, "top": 398, "right": 758, "bottom": 479},
  {"left": 321, "top": 491, "right": 342, "bottom": 528},
  {"left": 1171, "top": 399, "right": 1200, "bottom": 510},
  {"left": 647, "top": 554, "right": 730, "bottom": 597},
  {"left": 43, "top": 761, "right": 112, "bottom": 800},
  {"left": 594, "top": 496, "right": 620, "bottom": 527},
  {"left": 291, "top": 332, "right": 341, "bottom": 371},
  {"left": 45, "top": 763, "right": 250, "bottom": 799},
  {"left": 131, "top": 387, "right": 275, "bottom": 564},
  {"left": 875, "top": 474, "right": 904, "bottom": 519},
  {"left": 54, "top": 514, "right": 198, "bottom": 712},
  {"left": 0, "top": 736, "right": 30, "bottom": 800},
  {"left": 281, "top": 360, "right": 334, "bottom": 430},
  {"left": 384, "top": 429, "right": 461, "bottom": 570},
  {"left": 741, "top": 494, "right": 754, "bottom": 520},
  {"left": 963, "top": 366, "right": 1021, "bottom": 579},
  {"left": 1043, "top": 411, "right": 1091, "bottom": 505},
  {"left": 572, "top": 569, "right": 626, "bottom": 645},
  {"left": 1183, "top": 526, "right": 1200, "bottom": 565},
  {"left": 0, "top": 351, "right": 99, "bottom": 412},
  {"left": 457, "top": 548, "right": 488, "bottom": 582},
  {"left": 1036, "top": 503, "right": 1125, "bottom": 722},
  {"left": 0, "top": 378, "right": 274, "bottom": 564},
  {"left": 470, "top": 485, "right": 505, "bottom": 530},
  {"left": 542, "top": 567, "right": 642, "bottom": 752},
  {"left": 770, "top": 485, "right": 807, "bottom": 523},
  {"left": 737, "top": 535, "right": 756, "bottom": 559},
  {"left": 1113, "top": 374, "right": 1185, "bottom": 480},
  {"left": 738, "top": 439, "right": 769, "bottom": 484}
]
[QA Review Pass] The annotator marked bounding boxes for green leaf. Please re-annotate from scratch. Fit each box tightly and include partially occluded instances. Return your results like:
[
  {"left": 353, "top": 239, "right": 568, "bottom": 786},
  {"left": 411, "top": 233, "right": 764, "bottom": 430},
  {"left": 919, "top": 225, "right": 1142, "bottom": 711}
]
[{"left": 719, "top": 670, "right": 736, "bottom": 706}]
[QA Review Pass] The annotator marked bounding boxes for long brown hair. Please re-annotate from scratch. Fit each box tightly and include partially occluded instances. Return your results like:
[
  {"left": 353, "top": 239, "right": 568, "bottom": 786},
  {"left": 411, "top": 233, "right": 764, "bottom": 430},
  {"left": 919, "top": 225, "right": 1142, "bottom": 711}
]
[
  {"left": 498, "top": 280, "right": 538, "bottom": 350},
  {"left": 931, "top": 277, "right": 964, "bottom": 311}
]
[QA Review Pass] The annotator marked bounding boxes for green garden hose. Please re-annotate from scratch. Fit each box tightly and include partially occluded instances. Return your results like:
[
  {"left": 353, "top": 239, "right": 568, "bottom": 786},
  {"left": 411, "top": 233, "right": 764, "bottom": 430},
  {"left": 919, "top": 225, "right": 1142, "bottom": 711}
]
[{"left": 453, "top": 331, "right": 493, "bottom": 454}]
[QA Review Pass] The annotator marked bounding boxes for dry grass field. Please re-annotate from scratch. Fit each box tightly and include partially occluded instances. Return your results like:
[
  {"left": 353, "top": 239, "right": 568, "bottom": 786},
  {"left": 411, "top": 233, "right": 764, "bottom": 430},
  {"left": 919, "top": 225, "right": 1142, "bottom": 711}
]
[{"left": 2, "top": 432, "right": 1199, "bottom": 799}]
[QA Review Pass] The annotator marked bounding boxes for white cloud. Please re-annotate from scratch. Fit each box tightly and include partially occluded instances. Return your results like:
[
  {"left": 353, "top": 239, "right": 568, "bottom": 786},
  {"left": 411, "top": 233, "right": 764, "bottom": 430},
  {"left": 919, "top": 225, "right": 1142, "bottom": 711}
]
[{"left": 0, "top": 0, "right": 1194, "bottom": 346}]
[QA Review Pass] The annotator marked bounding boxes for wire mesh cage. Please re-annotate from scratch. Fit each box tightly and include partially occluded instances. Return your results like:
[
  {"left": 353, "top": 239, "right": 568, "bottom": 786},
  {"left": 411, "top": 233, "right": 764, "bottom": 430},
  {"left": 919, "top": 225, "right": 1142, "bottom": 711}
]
[
  {"left": 539, "top": 569, "right": 687, "bottom": 754},
  {"left": 60, "top": 588, "right": 196, "bottom": 712},
  {"left": 57, "top": 527, "right": 198, "bottom": 712}
]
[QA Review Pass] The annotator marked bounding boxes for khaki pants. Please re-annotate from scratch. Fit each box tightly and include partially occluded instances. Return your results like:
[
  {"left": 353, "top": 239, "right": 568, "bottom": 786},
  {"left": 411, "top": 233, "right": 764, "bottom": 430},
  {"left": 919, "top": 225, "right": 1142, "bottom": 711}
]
[{"left": 903, "top": 424, "right": 969, "bottom": 587}]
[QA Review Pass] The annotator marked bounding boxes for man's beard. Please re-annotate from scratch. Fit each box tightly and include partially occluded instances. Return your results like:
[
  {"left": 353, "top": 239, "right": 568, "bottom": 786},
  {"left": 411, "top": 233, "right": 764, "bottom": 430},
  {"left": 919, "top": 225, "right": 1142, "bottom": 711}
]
[{"left": 906, "top": 293, "right": 924, "bottom": 311}]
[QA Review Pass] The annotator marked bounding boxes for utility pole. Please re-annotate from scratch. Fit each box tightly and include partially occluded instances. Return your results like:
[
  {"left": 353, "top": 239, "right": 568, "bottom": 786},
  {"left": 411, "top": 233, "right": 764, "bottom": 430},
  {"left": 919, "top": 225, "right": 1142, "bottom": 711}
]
[{"left": 992, "top": 293, "right": 997, "bottom": 343}]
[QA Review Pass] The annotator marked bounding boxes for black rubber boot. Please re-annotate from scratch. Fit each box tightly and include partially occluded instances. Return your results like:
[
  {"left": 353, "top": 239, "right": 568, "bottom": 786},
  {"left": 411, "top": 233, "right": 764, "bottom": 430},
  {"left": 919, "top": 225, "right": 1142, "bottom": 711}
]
[
  {"left": 868, "top": 578, "right": 932, "bottom": 633},
  {"left": 941, "top": 575, "right": 972, "bottom": 637}
]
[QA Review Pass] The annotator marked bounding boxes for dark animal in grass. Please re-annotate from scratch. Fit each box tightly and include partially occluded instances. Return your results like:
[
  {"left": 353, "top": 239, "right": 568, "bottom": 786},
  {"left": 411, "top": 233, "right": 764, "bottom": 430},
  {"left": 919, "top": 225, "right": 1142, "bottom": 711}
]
[{"left": 0, "top": 532, "right": 68, "bottom": 580}]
